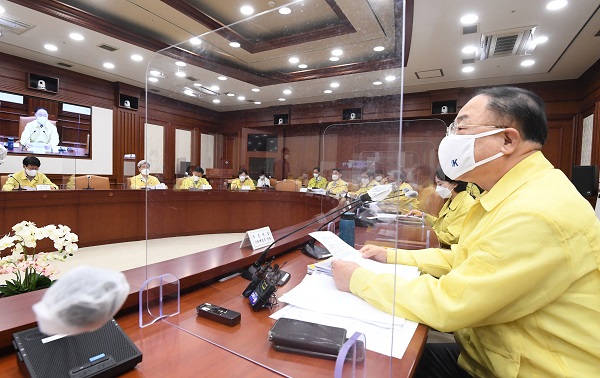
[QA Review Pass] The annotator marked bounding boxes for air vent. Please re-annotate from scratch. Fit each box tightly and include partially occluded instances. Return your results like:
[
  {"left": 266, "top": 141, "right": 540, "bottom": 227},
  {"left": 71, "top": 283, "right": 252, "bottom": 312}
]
[
  {"left": 185, "top": 76, "right": 198, "bottom": 81},
  {"left": 0, "top": 14, "right": 34, "bottom": 34},
  {"left": 148, "top": 88, "right": 161, "bottom": 93},
  {"left": 415, "top": 69, "right": 444, "bottom": 79},
  {"left": 462, "top": 58, "right": 476, "bottom": 65},
  {"left": 98, "top": 43, "right": 118, "bottom": 52},
  {"left": 57, "top": 62, "right": 73, "bottom": 68},
  {"left": 480, "top": 26, "right": 536, "bottom": 60},
  {"left": 462, "top": 24, "right": 478, "bottom": 35}
]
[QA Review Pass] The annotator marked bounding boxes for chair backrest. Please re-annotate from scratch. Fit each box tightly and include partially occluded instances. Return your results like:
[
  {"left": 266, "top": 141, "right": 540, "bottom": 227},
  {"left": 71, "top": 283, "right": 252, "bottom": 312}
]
[
  {"left": 74, "top": 175, "right": 110, "bottom": 189},
  {"left": 175, "top": 177, "right": 185, "bottom": 189},
  {"left": 19, "top": 116, "right": 57, "bottom": 139},
  {"left": 1, "top": 175, "right": 9, "bottom": 188},
  {"left": 348, "top": 182, "right": 359, "bottom": 192},
  {"left": 269, "top": 178, "right": 278, "bottom": 187},
  {"left": 275, "top": 180, "right": 300, "bottom": 192}
]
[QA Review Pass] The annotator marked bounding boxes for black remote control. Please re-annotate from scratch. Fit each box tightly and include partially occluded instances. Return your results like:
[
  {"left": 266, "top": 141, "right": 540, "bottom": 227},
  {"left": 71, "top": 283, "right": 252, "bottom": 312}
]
[{"left": 196, "top": 303, "right": 241, "bottom": 326}]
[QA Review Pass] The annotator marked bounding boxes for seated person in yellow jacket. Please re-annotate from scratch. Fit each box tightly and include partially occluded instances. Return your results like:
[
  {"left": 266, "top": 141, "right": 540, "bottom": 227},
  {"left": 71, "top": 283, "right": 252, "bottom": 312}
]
[
  {"left": 307, "top": 167, "right": 327, "bottom": 189},
  {"left": 180, "top": 166, "right": 211, "bottom": 190},
  {"left": 2, "top": 156, "right": 58, "bottom": 191},
  {"left": 378, "top": 170, "right": 418, "bottom": 213},
  {"left": 130, "top": 160, "right": 165, "bottom": 189},
  {"left": 349, "top": 169, "right": 378, "bottom": 198},
  {"left": 230, "top": 169, "right": 255, "bottom": 190},
  {"left": 374, "top": 169, "right": 386, "bottom": 184},
  {"left": 407, "top": 167, "right": 475, "bottom": 246},
  {"left": 325, "top": 168, "right": 348, "bottom": 197}
]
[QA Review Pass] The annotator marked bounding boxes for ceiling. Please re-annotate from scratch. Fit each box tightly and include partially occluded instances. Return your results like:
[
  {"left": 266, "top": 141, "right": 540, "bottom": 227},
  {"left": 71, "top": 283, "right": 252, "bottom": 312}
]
[{"left": 1, "top": 0, "right": 600, "bottom": 112}]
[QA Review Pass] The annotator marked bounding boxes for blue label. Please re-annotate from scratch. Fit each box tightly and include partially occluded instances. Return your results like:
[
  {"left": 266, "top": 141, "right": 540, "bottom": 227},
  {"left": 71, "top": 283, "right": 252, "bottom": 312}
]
[{"left": 89, "top": 353, "right": 106, "bottom": 362}]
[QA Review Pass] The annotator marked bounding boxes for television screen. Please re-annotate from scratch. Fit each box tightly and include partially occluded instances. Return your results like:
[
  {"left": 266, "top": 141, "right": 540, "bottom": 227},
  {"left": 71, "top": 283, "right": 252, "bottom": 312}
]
[{"left": 247, "top": 134, "right": 278, "bottom": 152}]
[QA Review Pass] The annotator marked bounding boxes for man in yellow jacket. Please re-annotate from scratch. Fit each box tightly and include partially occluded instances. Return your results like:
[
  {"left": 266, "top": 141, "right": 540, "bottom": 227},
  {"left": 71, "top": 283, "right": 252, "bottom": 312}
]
[
  {"left": 332, "top": 86, "right": 600, "bottom": 377},
  {"left": 325, "top": 168, "right": 348, "bottom": 197},
  {"left": 179, "top": 166, "right": 211, "bottom": 190},
  {"left": 2, "top": 156, "right": 58, "bottom": 190}
]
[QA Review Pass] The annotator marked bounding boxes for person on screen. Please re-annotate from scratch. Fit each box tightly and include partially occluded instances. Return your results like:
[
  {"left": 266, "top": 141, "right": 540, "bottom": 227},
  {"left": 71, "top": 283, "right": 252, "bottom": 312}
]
[
  {"left": 230, "top": 169, "right": 255, "bottom": 190},
  {"left": 307, "top": 167, "right": 327, "bottom": 189},
  {"left": 2, "top": 155, "right": 58, "bottom": 190},
  {"left": 325, "top": 168, "right": 348, "bottom": 197},
  {"left": 374, "top": 169, "right": 385, "bottom": 184},
  {"left": 376, "top": 170, "right": 418, "bottom": 214},
  {"left": 410, "top": 164, "right": 443, "bottom": 215},
  {"left": 20, "top": 108, "right": 60, "bottom": 148},
  {"left": 130, "top": 160, "right": 164, "bottom": 189},
  {"left": 256, "top": 169, "right": 270, "bottom": 188},
  {"left": 331, "top": 87, "right": 600, "bottom": 377},
  {"left": 406, "top": 167, "right": 475, "bottom": 246},
  {"left": 349, "top": 170, "right": 378, "bottom": 198},
  {"left": 179, "top": 166, "right": 211, "bottom": 190}
]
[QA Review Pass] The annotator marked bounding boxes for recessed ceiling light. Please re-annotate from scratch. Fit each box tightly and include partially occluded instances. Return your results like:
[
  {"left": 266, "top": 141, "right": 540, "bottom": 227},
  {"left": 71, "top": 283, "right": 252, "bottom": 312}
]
[
  {"left": 44, "top": 44, "right": 58, "bottom": 51},
  {"left": 279, "top": 7, "right": 292, "bottom": 15},
  {"left": 278, "top": 98, "right": 286, "bottom": 101},
  {"left": 218, "top": 76, "right": 227, "bottom": 81},
  {"left": 252, "top": 88, "right": 260, "bottom": 92},
  {"left": 175, "top": 61, "right": 186, "bottom": 67},
  {"left": 193, "top": 83, "right": 203, "bottom": 87},
  {"left": 148, "top": 77, "right": 159, "bottom": 82},
  {"left": 331, "top": 49, "right": 343, "bottom": 56},
  {"left": 149, "top": 70, "right": 163, "bottom": 77},
  {"left": 385, "top": 75, "right": 396, "bottom": 81},
  {"left": 462, "top": 66, "right": 475, "bottom": 73},
  {"left": 229, "top": 42, "right": 241, "bottom": 48},
  {"left": 210, "top": 85, "right": 220, "bottom": 91},
  {"left": 324, "top": 90, "right": 332, "bottom": 94},
  {"left": 213, "top": 99, "right": 221, "bottom": 104},
  {"left": 103, "top": 62, "right": 115, "bottom": 69},
  {"left": 226, "top": 93, "right": 235, "bottom": 97},
  {"left": 533, "top": 36, "right": 549, "bottom": 44},
  {"left": 521, "top": 59, "right": 535, "bottom": 66},
  {"left": 184, "top": 89, "right": 195, "bottom": 96},
  {"left": 254, "top": 101, "right": 262, "bottom": 105},
  {"left": 330, "top": 82, "right": 340, "bottom": 88},
  {"left": 190, "top": 37, "right": 202, "bottom": 45},
  {"left": 176, "top": 71, "right": 186, "bottom": 77},
  {"left": 238, "top": 96, "right": 245, "bottom": 101},
  {"left": 329, "top": 57, "right": 339, "bottom": 62},
  {"left": 283, "top": 89, "right": 292, "bottom": 95},
  {"left": 461, "top": 46, "right": 477, "bottom": 54},
  {"left": 69, "top": 33, "right": 84, "bottom": 41},
  {"left": 546, "top": 0, "right": 568, "bottom": 10},
  {"left": 240, "top": 6, "right": 254, "bottom": 15},
  {"left": 131, "top": 54, "right": 143, "bottom": 61},
  {"left": 373, "top": 46, "right": 385, "bottom": 52},
  {"left": 373, "top": 81, "right": 382, "bottom": 85},
  {"left": 298, "top": 64, "right": 308, "bottom": 69},
  {"left": 289, "top": 57, "right": 300, "bottom": 64},
  {"left": 0, "top": 6, "right": 5, "bottom": 13},
  {"left": 460, "top": 14, "right": 479, "bottom": 25}
]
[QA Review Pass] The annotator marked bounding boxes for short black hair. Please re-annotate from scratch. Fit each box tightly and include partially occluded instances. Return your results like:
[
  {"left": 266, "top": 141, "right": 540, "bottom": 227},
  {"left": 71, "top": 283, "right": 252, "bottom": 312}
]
[
  {"left": 23, "top": 156, "right": 41, "bottom": 167},
  {"left": 313, "top": 167, "right": 320, "bottom": 172},
  {"left": 258, "top": 169, "right": 266, "bottom": 175},
  {"left": 436, "top": 166, "right": 467, "bottom": 193},
  {"left": 375, "top": 169, "right": 384, "bottom": 176},
  {"left": 238, "top": 169, "right": 248, "bottom": 175},
  {"left": 194, "top": 166, "right": 204, "bottom": 174},
  {"left": 476, "top": 86, "right": 547, "bottom": 146},
  {"left": 332, "top": 168, "right": 342, "bottom": 174}
]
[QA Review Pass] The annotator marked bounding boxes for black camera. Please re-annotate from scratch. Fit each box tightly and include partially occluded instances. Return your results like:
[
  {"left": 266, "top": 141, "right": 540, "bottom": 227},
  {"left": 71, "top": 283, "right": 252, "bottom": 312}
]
[{"left": 243, "top": 261, "right": 283, "bottom": 311}]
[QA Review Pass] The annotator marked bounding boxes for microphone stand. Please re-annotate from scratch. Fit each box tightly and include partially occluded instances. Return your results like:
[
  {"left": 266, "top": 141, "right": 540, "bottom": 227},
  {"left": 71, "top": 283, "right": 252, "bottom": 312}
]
[
  {"left": 9, "top": 175, "right": 23, "bottom": 191},
  {"left": 84, "top": 175, "right": 94, "bottom": 190}
]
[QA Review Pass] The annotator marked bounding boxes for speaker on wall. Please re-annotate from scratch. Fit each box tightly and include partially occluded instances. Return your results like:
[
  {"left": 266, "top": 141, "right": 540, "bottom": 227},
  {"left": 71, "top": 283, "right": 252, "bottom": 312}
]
[{"left": 571, "top": 165, "right": 599, "bottom": 196}]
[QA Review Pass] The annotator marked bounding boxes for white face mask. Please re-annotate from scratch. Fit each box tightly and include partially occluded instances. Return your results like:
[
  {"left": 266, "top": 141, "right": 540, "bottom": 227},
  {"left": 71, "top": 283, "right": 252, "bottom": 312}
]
[
  {"left": 375, "top": 176, "right": 383, "bottom": 182},
  {"left": 260, "top": 175, "right": 265, "bottom": 179},
  {"left": 37, "top": 116, "right": 47, "bottom": 126},
  {"left": 193, "top": 175, "right": 200, "bottom": 182},
  {"left": 361, "top": 178, "right": 370, "bottom": 185},
  {"left": 313, "top": 173, "right": 319, "bottom": 178},
  {"left": 438, "top": 128, "right": 505, "bottom": 180},
  {"left": 141, "top": 169, "right": 150, "bottom": 176},
  {"left": 331, "top": 174, "right": 339, "bottom": 181},
  {"left": 435, "top": 185, "right": 452, "bottom": 199},
  {"left": 26, "top": 169, "right": 37, "bottom": 177},
  {"left": 239, "top": 175, "right": 246, "bottom": 181}
]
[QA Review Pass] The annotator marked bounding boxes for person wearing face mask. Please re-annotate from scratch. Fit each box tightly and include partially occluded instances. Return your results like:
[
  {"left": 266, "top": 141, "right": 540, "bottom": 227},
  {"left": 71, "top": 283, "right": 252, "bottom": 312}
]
[
  {"left": 256, "top": 169, "right": 271, "bottom": 188},
  {"left": 130, "top": 160, "right": 163, "bottom": 189},
  {"left": 406, "top": 167, "right": 475, "bottom": 246},
  {"left": 379, "top": 170, "right": 418, "bottom": 213},
  {"left": 230, "top": 168, "right": 255, "bottom": 190},
  {"left": 180, "top": 166, "right": 211, "bottom": 190},
  {"left": 325, "top": 168, "right": 348, "bottom": 197},
  {"left": 307, "top": 167, "right": 327, "bottom": 189},
  {"left": 374, "top": 169, "right": 386, "bottom": 184},
  {"left": 349, "top": 170, "right": 378, "bottom": 198},
  {"left": 2, "top": 156, "right": 58, "bottom": 190},
  {"left": 331, "top": 87, "right": 600, "bottom": 377},
  {"left": 20, "top": 108, "right": 60, "bottom": 148}
]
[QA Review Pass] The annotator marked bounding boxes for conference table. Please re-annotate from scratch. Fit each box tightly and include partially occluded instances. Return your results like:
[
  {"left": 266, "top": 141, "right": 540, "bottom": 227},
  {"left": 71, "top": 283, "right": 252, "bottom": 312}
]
[{"left": 0, "top": 189, "right": 437, "bottom": 377}]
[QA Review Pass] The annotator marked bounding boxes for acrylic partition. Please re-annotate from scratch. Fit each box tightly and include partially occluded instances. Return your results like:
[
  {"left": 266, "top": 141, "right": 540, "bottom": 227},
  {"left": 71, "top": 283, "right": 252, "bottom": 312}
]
[{"left": 137, "top": 0, "right": 437, "bottom": 376}]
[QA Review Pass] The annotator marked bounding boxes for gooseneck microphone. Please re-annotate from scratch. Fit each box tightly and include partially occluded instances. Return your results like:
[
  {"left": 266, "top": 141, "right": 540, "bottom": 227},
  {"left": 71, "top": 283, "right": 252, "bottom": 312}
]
[
  {"left": 8, "top": 174, "right": 23, "bottom": 191},
  {"left": 84, "top": 175, "right": 94, "bottom": 190}
]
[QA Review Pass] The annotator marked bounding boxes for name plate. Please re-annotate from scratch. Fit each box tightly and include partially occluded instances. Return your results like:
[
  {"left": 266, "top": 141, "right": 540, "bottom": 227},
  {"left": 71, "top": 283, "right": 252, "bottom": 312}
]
[
  {"left": 241, "top": 185, "right": 252, "bottom": 190},
  {"left": 240, "top": 226, "right": 274, "bottom": 251},
  {"left": 36, "top": 184, "right": 51, "bottom": 191},
  {"left": 201, "top": 184, "right": 212, "bottom": 190}
]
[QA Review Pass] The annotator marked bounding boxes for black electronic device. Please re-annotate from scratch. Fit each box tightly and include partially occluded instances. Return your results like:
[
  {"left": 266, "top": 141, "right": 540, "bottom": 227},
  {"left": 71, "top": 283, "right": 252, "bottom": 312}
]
[
  {"left": 12, "top": 319, "right": 142, "bottom": 378},
  {"left": 196, "top": 303, "right": 241, "bottom": 326},
  {"left": 268, "top": 318, "right": 347, "bottom": 359},
  {"left": 571, "top": 165, "right": 599, "bottom": 196},
  {"left": 245, "top": 261, "right": 287, "bottom": 311},
  {"left": 301, "top": 239, "right": 332, "bottom": 260}
]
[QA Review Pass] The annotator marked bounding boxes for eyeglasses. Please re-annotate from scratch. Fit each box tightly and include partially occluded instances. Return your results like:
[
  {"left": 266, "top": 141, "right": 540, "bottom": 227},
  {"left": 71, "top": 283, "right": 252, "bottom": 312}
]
[{"left": 446, "top": 122, "right": 506, "bottom": 136}]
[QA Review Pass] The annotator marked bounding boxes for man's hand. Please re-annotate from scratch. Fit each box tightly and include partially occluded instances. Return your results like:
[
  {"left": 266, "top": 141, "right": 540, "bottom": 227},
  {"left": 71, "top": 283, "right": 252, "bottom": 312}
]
[
  {"left": 331, "top": 260, "right": 360, "bottom": 292},
  {"left": 359, "top": 244, "right": 388, "bottom": 262},
  {"left": 406, "top": 209, "right": 423, "bottom": 217}
]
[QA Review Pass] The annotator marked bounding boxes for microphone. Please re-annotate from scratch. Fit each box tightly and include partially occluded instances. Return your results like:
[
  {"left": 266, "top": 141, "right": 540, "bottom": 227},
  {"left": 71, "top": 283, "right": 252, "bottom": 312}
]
[
  {"left": 241, "top": 185, "right": 393, "bottom": 285},
  {"left": 8, "top": 174, "right": 23, "bottom": 191},
  {"left": 84, "top": 175, "right": 94, "bottom": 190}
]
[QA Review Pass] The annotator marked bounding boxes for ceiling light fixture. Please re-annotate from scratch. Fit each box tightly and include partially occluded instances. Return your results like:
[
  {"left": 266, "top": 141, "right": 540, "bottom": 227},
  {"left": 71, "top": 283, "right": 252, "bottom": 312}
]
[
  {"left": 44, "top": 44, "right": 58, "bottom": 51},
  {"left": 373, "top": 46, "right": 385, "bottom": 52},
  {"left": 373, "top": 81, "right": 382, "bottom": 85},
  {"left": 298, "top": 64, "right": 308, "bottom": 69},
  {"left": 331, "top": 49, "right": 343, "bottom": 56},
  {"left": 329, "top": 57, "right": 339, "bottom": 62},
  {"left": 149, "top": 70, "right": 163, "bottom": 77},
  {"left": 210, "top": 85, "right": 220, "bottom": 91},
  {"left": 385, "top": 75, "right": 396, "bottom": 81},
  {"left": 254, "top": 101, "right": 262, "bottom": 105},
  {"left": 532, "top": 36, "right": 548, "bottom": 44},
  {"left": 69, "top": 33, "right": 84, "bottom": 41},
  {"left": 460, "top": 14, "right": 479, "bottom": 25},
  {"left": 193, "top": 83, "right": 203, "bottom": 87},
  {"left": 229, "top": 42, "right": 241, "bottom": 48},
  {"left": 218, "top": 76, "right": 227, "bottom": 81},
  {"left": 190, "top": 37, "right": 201, "bottom": 45},
  {"left": 226, "top": 93, "right": 235, "bottom": 97},
  {"left": 148, "top": 77, "right": 158, "bottom": 82},
  {"left": 279, "top": 7, "right": 291, "bottom": 15},
  {"left": 462, "top": 66, "right": 475, "bottom": 73},
  {"left": 278, "top": 98, "right": 286, "bottom": 101},
  {"left": 461, "top": 46, "right": 477, "bottom": 54},
  {"left": 330, "top": 82, "right": 340, "bottom": 88},
  {"left": 240, "top": 6, "right": 254, "bottom": 15},
  {"left": 521, "top": 59, "right": 535, "bottom": 66},
  {"left": 131, "top": 54, "right": 143, "bottom": 61},
  {"left": 176, "top": 71, "right": 186, "bottom": 77},
  {"left": 175, "top": 61, "right": 186, "bottom": 67},
  {"left": 237, "top": 96, "right": 246, "bottom": 101},
  {"left": 324, "top": 90, "right": 332, "bottom": 94},
  {"left": 0, "top": 6, "right": 5, "bottom": 13},
  {"left": 252, "top": 88, "right": 260, "bottom": 92},
  {"left": 213, "top": 99, "right": 220, "bottom": 104},
  {"left": 289, "top": 57, "right": 300, "bottom": 64},
  {"left": 283, "top": 89, "right": 292, "bottom": 95},
  {"left": 103, "top": 62, "right": 115, "bottom": 69},
  {"left": 546, "top": 0, "right": 568, "bottom": 10}
]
